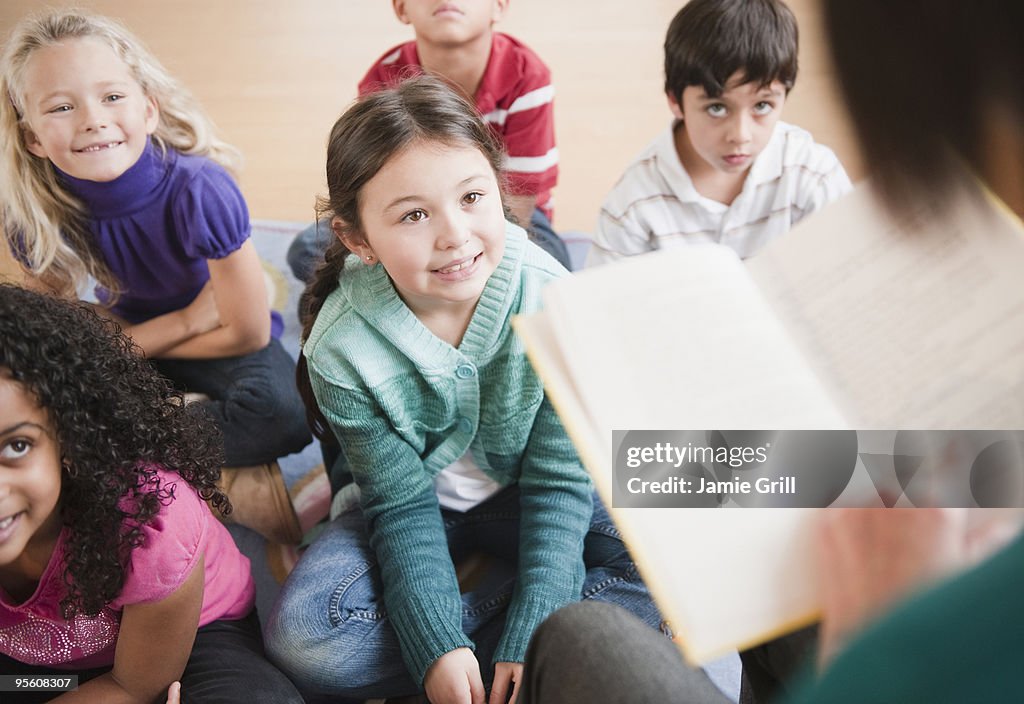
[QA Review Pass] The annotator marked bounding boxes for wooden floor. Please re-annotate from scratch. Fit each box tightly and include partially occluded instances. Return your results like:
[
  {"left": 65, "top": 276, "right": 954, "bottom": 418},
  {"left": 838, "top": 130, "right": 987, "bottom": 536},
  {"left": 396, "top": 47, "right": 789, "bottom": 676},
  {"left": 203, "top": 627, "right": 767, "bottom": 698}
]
[{"left": 0, "top": 0, "right": 863, "bottom": 233}]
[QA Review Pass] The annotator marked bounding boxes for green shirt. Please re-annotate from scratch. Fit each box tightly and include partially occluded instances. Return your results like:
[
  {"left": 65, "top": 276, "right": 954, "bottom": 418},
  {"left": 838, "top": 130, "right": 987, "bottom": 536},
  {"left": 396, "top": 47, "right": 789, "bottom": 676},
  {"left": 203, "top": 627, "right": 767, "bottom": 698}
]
[
  {"left": 786, "top": 532, "right": 1024, "bottom": 703},
  {"left": 304, "top": 224, "right": 593, "bottom": 683}
]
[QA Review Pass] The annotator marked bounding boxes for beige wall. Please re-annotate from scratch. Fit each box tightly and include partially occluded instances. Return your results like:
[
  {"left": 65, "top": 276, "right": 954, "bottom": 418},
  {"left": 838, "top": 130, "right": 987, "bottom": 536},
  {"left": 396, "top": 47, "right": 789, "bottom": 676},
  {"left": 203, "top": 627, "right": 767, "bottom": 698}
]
[{"left": 0, "top": 0, "right": 863, "bottom": 234}]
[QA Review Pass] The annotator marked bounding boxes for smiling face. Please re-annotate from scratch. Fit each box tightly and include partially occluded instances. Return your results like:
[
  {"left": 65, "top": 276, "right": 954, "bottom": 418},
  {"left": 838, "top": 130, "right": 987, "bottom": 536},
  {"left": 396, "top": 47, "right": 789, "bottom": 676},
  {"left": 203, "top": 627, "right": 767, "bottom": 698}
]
[
  {"left": 344, "top": 140, "right": 506, "bottom": 327},
  {"left": 19, "top": 37, "right": 158, "bottom": 183},
  {"left": 0, "top": 374, "right": 63, "bottom": 571},
  {"left": 671, "top": 71, "right": 787, "bottom": 196},
  {"left": 392, "top": 0, "right": 507, "bottom": 47}
]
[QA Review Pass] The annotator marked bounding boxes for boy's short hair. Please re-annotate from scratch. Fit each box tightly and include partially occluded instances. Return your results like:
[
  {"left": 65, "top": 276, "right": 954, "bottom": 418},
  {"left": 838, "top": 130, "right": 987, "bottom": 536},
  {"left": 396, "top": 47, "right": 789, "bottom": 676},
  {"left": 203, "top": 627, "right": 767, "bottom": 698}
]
[{"left": 664, "top": 0, "right": 799, "bottom": 101}]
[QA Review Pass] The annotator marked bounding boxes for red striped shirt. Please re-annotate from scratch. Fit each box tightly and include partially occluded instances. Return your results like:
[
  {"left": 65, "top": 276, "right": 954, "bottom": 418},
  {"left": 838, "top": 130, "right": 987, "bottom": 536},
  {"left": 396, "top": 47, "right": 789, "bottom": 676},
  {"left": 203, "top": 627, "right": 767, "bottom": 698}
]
[{"left": 359, "top": 32, "right": 558, "bottom": 219}]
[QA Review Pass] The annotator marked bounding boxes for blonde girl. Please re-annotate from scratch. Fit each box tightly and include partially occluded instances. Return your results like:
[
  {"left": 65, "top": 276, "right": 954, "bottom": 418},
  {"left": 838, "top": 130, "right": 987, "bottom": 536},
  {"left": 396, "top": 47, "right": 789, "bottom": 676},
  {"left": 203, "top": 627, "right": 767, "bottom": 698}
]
[
  {"left": 0, "top": 10, "right": 309, "bottom": 544},
  {"left": 264, "top": 75, "right": 661, "bottom": 704}
]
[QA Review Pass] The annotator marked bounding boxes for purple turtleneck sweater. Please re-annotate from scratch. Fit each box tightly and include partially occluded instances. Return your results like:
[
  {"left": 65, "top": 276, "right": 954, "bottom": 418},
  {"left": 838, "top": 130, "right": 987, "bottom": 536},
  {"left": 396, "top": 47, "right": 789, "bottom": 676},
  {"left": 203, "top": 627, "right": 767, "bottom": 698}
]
[{"left": 58, "top": 140, "right": 282, "bottom": 339}]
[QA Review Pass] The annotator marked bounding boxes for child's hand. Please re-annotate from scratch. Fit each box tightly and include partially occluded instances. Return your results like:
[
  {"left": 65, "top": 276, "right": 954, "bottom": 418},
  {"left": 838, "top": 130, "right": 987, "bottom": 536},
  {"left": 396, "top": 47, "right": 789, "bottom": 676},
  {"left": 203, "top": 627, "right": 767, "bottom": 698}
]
[
  {"left": 424, "top": 647, "right": 485, "bottom": 704},
  {"left": 165, "top": 681, "right": 181, "bottom": 703},
  {"left": 489, "top": 662, "right": 522, "bottom": 704},
  {"left": 182, "top": 281, "right": 221, "bottom": 336}
]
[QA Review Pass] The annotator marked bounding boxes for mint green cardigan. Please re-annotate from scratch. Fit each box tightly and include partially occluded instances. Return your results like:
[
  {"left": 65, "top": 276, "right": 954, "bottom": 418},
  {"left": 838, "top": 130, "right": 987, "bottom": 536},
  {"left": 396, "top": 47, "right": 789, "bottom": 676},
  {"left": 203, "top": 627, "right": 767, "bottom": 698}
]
[{"left": 304, "top": 224, "right": 593, "bottom": 684}]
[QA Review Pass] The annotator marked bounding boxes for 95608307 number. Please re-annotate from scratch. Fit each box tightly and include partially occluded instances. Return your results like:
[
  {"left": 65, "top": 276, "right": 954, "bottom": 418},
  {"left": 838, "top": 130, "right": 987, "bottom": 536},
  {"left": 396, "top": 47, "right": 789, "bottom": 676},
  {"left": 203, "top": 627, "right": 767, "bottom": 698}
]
[{"left": 0, "top": 675, "right": 79, "bottom": 692}]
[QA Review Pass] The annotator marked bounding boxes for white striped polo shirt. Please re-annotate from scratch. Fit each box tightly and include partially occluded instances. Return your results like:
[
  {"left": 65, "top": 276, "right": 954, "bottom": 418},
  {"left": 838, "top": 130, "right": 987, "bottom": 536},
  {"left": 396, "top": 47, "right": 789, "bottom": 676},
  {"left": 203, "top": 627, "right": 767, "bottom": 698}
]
[{"left": 588, "top": 121, "right": 853, "bottom": 266}]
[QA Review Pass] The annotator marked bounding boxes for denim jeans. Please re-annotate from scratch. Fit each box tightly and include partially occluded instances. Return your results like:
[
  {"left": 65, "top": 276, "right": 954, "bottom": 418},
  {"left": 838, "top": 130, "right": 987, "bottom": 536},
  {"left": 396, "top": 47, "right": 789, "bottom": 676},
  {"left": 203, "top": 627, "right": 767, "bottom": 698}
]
[
  {"left": 0, "top": 611, "right": 303, "bottom": 703},
  {"left": 153, "top": 338, "right": 311, "bottom": 466},
  {"left": 285, "top": 208, "right": 572, "bottom": 285},
  {"left": 264, "top": 487, "right": 661, "bottom": 700}
]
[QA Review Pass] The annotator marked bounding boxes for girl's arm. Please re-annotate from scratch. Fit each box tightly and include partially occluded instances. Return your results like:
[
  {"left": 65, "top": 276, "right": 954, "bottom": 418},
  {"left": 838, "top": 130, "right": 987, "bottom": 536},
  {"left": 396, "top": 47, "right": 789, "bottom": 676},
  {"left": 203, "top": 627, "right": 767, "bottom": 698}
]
[
  {"left": 494, "top": 396, "right": 594, "bottom": 666},
  {"left": 101, "top": 282, "right": 221, "bottom": 358},
  {"left": 130, "top": 240, "right": 271, "bottom": 359},
  {"left": 16, "top": 272, "right": 220, "bottom": 357},
  {"left": 50, "top": 553, "right": 205, "bottom": 703},
  {"left": 317, "top": 383, "right": 474, "bottom": 685}
]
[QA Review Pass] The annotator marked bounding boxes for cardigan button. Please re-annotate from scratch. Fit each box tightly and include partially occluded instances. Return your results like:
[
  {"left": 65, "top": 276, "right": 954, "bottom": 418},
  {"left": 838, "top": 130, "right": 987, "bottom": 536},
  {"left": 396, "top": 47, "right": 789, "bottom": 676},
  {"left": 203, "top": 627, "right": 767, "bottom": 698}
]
[
  {"left": 458, "top": 417, "right": 473, "bottom": 432},
  {"left": 455, "top": 363, "right": 476, "bottom": 379}
]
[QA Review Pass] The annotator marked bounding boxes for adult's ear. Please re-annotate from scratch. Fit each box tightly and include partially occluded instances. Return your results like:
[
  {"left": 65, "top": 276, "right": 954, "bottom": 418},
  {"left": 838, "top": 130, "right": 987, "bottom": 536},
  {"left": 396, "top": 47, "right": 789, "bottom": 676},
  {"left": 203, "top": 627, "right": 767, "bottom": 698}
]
[{"left": 666, "top": 91, "right": 684, "bottom": 121}]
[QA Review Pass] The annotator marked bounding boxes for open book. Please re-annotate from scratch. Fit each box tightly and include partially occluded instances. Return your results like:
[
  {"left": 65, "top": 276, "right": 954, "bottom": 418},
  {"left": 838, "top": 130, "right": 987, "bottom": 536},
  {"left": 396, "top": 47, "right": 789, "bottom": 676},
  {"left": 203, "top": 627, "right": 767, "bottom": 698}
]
[{"left": 513, "top": 182, "right": 1024, "bottom": 665}]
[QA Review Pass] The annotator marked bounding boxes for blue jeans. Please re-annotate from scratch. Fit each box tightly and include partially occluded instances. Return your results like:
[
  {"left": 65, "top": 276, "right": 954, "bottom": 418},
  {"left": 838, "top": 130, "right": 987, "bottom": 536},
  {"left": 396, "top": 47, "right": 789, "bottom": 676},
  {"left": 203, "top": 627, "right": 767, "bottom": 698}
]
[
  {"left": 153, "top": 338, "right": 311, "bottom": 466},
  {"left": 286, "top": 208, "right": 572, "bottom": 284},
  {"left": 264, "top": 488, "right": 660, "bottom": 700}
]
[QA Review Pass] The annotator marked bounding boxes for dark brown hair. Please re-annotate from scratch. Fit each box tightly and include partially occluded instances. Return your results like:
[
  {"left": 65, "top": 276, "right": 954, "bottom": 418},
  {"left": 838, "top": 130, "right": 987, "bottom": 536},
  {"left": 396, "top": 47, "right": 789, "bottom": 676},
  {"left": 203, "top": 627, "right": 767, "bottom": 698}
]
[
  {"left": 664, "top": 0, "right": 798, "bottom": 101},
  {"left": 824, "top": 1, "right": 1024, "bottom": 219},
  {"left": 296, "top": 75, "right": 505, "bottom": 442}
]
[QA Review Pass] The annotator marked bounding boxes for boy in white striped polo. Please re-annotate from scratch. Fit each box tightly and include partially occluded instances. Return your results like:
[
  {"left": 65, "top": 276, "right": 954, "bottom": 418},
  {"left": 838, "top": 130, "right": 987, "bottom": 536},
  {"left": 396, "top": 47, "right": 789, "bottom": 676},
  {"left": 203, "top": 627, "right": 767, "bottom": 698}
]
[
  {"left": 588, "top": 0, "right": 852, "bottom": 267},
  {"left": 287, "top": 0, "right": 571, "bottom": 278}
]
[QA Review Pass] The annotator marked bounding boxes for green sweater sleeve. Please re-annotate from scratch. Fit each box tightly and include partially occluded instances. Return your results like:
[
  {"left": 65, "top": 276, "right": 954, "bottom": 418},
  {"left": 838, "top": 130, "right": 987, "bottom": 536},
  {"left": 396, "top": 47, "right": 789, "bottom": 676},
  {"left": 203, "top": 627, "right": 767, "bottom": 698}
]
[
  {"left": 315, "top": 381, "right": 474, "bottom": 684},
  {"left": 494, "top": 395, "right": 594, "bottom": 664}
]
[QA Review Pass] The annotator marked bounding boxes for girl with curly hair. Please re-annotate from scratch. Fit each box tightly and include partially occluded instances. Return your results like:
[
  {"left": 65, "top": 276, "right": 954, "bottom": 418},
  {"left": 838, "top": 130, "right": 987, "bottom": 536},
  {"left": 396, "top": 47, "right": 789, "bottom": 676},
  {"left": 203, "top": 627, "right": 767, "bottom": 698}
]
[
  {"left": 0, "top": 9, "right": 310, "bottom": 544},
  {"left": 0, "top": 284, "right": 303, "bottom": 703}
]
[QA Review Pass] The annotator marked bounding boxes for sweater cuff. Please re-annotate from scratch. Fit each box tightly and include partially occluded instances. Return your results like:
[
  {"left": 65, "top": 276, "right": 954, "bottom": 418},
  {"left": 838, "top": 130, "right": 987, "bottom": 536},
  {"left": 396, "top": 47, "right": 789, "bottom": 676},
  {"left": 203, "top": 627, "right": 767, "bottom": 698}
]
[
  {"left": 390, "top": 591, "right": 476, "bottom": 685},
  {"left": 493, "top": 592, "right": 573, "bottom": 665}
]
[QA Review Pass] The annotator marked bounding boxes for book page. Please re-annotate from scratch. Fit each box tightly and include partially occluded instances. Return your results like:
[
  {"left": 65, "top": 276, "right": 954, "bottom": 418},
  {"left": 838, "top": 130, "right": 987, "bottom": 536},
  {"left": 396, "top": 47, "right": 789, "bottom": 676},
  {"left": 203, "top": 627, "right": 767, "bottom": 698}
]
[
  {"left": 515, "top": 307, "right": 824, "bottom": 664},
  {"left": 750, "top": 183, "right": 1024, "bottom": 429},
  {"left": 511, "top": 313, "right": 606, "bottom": 480},
  {"left": 515, "top": 181, "right": 1024, "bottom": 665},
  {"left": 517, "top": 245, "right": 846, "bottom": 663},
  {"left": 542, "top": 244, "right": 847, "bottom": 441}
]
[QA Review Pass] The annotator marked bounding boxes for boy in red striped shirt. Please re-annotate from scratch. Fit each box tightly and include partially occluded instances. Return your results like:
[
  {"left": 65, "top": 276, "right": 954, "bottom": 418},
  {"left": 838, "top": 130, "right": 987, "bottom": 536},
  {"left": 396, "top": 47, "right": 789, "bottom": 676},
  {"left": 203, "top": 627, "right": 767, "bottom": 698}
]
[{"left": 287, "top": 0, "right": 570, "bottom": 278}]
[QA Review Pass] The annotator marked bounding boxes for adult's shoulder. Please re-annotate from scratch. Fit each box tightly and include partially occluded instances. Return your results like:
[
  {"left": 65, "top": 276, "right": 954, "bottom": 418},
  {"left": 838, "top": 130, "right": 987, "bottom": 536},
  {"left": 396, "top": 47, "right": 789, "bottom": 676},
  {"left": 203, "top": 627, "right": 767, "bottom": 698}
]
[{"left": 787, "top": 534, "right": 1024, "bottom": 704}]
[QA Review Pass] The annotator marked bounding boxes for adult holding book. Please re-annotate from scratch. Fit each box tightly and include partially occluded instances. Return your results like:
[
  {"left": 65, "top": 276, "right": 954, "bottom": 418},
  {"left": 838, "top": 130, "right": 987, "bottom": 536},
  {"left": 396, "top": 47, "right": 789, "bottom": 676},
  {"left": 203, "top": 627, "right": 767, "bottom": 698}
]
[
  {"left": 785, "top": 0, "right": 1024, "bottom": 698},
  {"left": 519, "top": 1, "right": 1024, "bottom": 702}
]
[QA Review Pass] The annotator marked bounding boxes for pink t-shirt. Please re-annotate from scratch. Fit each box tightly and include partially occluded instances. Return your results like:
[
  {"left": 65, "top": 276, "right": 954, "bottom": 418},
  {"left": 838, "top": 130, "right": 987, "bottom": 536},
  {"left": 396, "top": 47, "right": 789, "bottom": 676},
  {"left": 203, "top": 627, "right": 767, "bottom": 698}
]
[{"left": 0, "top": 467, "right": 254, "bottom": 668}]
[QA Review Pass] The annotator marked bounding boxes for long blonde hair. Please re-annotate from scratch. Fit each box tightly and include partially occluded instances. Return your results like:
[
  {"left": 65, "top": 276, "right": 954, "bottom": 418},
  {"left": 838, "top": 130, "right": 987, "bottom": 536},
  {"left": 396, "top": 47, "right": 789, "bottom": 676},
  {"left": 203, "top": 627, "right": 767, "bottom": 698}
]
[{"left": 0, "top": 9, "right": 241, "bottom": 298}]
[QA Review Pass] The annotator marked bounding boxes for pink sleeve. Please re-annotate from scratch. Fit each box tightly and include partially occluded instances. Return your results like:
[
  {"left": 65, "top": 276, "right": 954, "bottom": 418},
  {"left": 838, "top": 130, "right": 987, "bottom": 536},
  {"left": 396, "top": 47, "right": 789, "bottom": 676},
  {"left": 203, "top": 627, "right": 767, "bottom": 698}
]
[{"left": 111, "top": 475, "right": 207, "bottom": 607}]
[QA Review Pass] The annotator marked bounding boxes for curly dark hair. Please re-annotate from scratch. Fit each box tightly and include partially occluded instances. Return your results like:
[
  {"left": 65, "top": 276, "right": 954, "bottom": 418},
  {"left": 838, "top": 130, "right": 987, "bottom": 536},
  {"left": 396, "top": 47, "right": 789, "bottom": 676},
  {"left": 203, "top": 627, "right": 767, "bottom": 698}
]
[{"left": 0, "top": 283, "right": 228, "bottom": 617}]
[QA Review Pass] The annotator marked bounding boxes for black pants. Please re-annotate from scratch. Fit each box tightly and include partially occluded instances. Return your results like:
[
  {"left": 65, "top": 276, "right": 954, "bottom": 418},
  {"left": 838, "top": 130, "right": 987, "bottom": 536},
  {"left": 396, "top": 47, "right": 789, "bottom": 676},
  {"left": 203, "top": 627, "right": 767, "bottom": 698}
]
[
  {"left": 0, "top": 611, "right": 303, "bottom": 703},
  {"left": 154, "top": 338, "right": 311, "bottom": 467},
  {"left": 521, "top": 601, "right": 817, "bottom": 704}
]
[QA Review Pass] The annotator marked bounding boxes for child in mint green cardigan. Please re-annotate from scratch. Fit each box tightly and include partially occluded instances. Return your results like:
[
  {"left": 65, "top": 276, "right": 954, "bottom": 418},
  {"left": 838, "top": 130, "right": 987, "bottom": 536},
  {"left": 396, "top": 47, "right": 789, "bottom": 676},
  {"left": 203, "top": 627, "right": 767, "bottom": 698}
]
[{"left": 264, "top": 76, "right": 661, "bottom": 704}]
